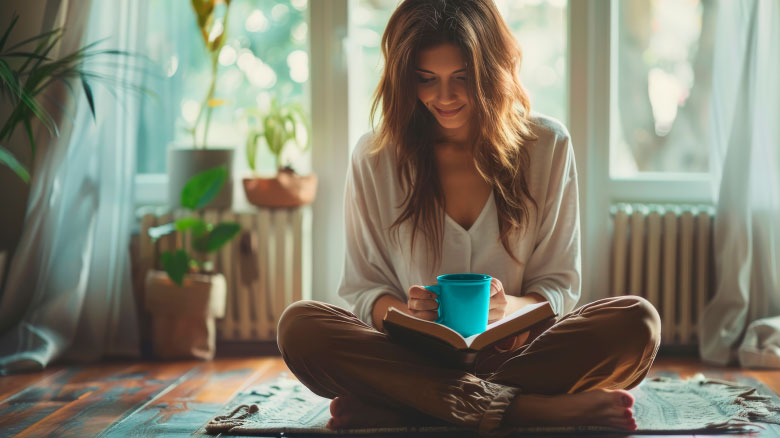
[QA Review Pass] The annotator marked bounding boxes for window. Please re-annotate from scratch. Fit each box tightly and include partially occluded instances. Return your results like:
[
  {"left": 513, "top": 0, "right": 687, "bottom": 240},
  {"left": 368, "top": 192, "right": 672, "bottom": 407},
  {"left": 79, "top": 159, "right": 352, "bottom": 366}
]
[
  {"left": 348, "top": 0, "right": 567, "bottom": 149},
  {"left": 136, "top": 0, "right": 310, "bottom": 176},
  {"left": 612, "top": 0, "right": 714, "bottom": 177}
]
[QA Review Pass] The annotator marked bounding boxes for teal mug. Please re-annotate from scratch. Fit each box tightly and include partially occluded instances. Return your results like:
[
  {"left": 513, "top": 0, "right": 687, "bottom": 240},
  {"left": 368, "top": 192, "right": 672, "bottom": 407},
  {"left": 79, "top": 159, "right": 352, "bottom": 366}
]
[{"left": 425, "top": 273, "right": 491, "bottom": 337}]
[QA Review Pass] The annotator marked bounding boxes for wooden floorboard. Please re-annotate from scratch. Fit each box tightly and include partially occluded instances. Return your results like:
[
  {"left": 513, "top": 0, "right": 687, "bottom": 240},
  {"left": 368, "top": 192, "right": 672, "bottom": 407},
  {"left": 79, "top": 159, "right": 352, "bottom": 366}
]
[
  {"left": 13, "top": 361, "right": 200, "bottom": 438},
  {"left": 100, "top": 358, "right": 285, "bottom": 438},
  {"left": 0, "top": 356, "right": 779, "bottom": 437}
]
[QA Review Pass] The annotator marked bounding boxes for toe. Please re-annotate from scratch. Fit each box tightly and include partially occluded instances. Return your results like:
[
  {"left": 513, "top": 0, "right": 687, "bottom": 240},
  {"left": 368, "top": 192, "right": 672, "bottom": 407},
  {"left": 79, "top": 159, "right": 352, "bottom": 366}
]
[
  {"left": 330, "top": 397, "right": 344, "bottom": 417},
  {"left": 612, "top": 390, "right": 634, "bottom": 408}
]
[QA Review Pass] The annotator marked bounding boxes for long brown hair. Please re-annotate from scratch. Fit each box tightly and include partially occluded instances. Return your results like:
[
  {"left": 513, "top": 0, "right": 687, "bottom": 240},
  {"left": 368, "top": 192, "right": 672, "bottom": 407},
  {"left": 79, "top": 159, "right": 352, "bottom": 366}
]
[{"left": 370, "top": 0, "right": 537, "bottom": 267}]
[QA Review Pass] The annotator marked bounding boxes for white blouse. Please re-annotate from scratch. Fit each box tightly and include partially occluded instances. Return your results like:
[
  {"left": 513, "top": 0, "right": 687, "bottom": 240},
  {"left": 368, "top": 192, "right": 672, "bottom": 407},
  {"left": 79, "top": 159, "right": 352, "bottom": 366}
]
[{"left": 338, "top": 113, "right": 581, "bottom": 328}]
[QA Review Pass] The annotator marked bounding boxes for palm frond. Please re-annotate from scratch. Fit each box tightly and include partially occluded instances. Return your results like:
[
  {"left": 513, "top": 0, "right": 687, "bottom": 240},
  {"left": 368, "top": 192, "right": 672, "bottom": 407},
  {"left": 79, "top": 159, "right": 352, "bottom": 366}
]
[
  {"left": 6, "top": 27, "right": 60, "bottom": 53},
  {"left": 2, "top": 51, "right": 51, "bottom": 61},
  {"left": 17, "top": 29, "right": 62, "bottom": 73},
  {"left": 0, "top": 59, "right": 58, "bottom": 140},
  {"left": 0, "top": 15, "right": 19, "bottom": 53},
  {"left": 80, "top": 75, "right": 95, "bottom": 120},
  {"left": 0, "top": 145, "right": 29, "bottom": 183},
  {"left": 23, "top": 118, "right": 35, "bottom": 159}
]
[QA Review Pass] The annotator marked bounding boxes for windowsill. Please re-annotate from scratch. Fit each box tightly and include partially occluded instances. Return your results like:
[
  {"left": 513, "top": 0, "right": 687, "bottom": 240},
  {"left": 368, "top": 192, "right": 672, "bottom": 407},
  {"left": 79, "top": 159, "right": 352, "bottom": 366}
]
[{"left": 609, "top": 174, "right": 713, "bottom": 205}]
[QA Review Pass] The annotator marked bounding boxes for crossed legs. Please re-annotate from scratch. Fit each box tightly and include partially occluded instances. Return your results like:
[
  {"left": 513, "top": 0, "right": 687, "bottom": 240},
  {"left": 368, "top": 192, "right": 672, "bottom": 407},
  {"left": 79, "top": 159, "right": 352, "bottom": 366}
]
[{"left": 276, "top": 296, "right": 661, "bottom": 434}]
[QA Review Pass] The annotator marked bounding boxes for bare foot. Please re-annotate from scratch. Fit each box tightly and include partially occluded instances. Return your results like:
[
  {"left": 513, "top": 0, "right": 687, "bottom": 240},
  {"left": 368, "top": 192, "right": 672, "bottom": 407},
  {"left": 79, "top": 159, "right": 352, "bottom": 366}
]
[
  {"left": 505, "top": 389, "right": 637, "bottom": 431},
  {"left": 326, "top": 395, "right": 408, "bottom": 429}
]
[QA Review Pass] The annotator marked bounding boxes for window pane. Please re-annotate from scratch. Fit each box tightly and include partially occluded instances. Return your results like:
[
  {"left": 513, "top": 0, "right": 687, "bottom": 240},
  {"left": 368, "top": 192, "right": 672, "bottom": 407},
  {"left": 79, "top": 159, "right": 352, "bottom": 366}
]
[
  {"left": 612, "top": 0, "right": 714, "bottom": 177},
  {"left": 136, "top": 0, "right": 310, "bottom": 175},
  {"left": 349, "top": 0, "right": 567, "bottom": 147}
]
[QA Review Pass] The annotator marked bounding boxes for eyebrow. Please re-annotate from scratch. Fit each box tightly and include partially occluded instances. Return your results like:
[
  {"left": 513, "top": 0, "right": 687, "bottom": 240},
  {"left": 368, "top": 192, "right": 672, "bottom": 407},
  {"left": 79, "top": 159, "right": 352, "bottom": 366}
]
[{"left": 415, "top": 68, "right": 467, "bottom": 74}]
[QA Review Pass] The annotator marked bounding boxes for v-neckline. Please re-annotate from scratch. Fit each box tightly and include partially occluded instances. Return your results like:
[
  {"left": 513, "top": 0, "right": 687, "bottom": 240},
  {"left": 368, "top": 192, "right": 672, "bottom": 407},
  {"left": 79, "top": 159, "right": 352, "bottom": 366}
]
[{"left": 444, "top": 190, "right": 494, "bottom": 233}]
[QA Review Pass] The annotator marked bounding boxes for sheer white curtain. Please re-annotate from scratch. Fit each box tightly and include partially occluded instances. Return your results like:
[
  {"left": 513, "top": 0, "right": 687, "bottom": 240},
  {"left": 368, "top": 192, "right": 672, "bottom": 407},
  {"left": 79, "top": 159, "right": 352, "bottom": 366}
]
[
  {"left": 0, "top": 0, "right": 142, "bottom": 374},
  {"left": 699, "top": 0, "right": 780, "bottom": 367}
]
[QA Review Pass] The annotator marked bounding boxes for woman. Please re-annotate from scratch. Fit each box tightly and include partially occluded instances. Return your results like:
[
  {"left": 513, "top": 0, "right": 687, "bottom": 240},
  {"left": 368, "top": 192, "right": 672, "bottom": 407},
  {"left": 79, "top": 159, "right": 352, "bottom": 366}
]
[{"left": 277, "top": 0, "right": 661, "bottom": 434}]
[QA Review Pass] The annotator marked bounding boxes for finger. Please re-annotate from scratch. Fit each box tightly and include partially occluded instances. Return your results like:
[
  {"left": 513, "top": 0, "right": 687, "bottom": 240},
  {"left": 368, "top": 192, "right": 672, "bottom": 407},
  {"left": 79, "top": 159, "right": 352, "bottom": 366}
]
[
  {"left": 488, "top": 308, "right": 504, "bottom": 322},
  {"left": 490, "top": 279, "right": 500, "bottom": 296},
  {"left": 409, "top": 310, "right": 439, "bottom": 322},
  {"left": 489, "top": 295, "right": 507, "bottom": 308},
  {"left": 408, "top": 298, "right": 439, "bottom": 311},
  {"left": 409, "top": 286, "right": 435, "bottom": 300}
]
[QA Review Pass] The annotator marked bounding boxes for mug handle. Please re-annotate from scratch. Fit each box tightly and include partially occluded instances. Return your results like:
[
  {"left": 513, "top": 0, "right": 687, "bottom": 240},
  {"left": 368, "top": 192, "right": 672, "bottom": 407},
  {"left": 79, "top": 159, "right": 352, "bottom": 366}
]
[{"left": 424, "top": 285, "right": 445, "bottom": 324}]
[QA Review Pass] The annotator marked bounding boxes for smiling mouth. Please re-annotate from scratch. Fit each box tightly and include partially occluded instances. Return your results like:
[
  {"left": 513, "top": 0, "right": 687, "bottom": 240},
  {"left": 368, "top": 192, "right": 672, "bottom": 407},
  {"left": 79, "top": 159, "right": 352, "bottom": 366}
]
[{"left": 434, "top": 105, "right": 464, "bottom": 117}]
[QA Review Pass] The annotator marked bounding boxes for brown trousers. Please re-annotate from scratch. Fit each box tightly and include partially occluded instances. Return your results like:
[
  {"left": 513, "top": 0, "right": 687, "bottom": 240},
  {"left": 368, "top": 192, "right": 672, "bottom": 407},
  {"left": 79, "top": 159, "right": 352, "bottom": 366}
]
[{"left": 276, "top": 295, "right": 661, "bottom": 435}]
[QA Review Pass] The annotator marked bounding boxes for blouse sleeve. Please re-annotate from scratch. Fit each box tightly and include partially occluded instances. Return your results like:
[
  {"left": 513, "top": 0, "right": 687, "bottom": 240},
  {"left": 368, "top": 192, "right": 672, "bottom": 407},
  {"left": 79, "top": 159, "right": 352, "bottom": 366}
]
[
  {"left": 337, "top": 137, "right": 406, "bottom": 328},
  {"left": 522, "top": 133, "right": 582, "bottom": 316}
]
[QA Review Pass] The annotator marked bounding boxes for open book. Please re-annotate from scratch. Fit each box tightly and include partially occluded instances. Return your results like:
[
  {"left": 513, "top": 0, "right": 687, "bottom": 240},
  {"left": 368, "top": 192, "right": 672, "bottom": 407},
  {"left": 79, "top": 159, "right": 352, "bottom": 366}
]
[{"left": 383, "top": 301, "right": 556, "bottom": 368}]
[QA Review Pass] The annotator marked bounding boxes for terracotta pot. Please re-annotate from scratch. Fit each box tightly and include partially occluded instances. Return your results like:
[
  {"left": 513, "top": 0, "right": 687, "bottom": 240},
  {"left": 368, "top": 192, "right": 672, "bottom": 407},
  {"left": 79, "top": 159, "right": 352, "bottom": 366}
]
[
  {"left": 243, "top": 171, "right": 317, "bottom": 208},
  {"left": 144, "top": 270, "right": 226, "bottom": 360}
]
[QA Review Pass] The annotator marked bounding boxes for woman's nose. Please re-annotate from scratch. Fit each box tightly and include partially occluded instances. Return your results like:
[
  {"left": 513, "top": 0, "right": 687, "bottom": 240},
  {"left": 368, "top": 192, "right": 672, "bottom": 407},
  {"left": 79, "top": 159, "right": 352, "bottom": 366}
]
[{"left": 437, "top": 80, "right": 458, "bottom": 105}]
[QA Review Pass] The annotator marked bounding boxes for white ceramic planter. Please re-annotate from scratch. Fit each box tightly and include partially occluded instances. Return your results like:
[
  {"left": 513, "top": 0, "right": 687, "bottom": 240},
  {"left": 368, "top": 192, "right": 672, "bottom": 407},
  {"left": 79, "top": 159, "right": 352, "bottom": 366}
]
[
  {"left": 167, "top": 147, "right": 234, "bottom": 209},
  {"left": 144, "top": 270, "right": 226, "bottom": 360}
]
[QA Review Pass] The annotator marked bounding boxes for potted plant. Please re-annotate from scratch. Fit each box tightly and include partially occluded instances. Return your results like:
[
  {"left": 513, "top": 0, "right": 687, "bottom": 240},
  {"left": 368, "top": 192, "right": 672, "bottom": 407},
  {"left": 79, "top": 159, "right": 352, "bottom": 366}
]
[
  {"left": 0, "top": 15, "right": 143, "bottom": 296},
  {"left": 145, "top": 165, "right": 241, "bottom": 360},
  {"left": 168, "top": 0, "right": 235, "bottom": 209},
  {"left": 0, "top": 14, "right": 140, "bottom": 183},
  {"left": 242, "top": 97, "right": 317, "bottom": 208}
]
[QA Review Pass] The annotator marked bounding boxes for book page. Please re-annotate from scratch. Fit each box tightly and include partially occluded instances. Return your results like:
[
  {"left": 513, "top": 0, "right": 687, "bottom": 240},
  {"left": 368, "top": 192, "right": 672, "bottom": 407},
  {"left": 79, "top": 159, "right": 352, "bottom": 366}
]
[{"left": 463, "top": 302, "right": 553, "bottom": 349}]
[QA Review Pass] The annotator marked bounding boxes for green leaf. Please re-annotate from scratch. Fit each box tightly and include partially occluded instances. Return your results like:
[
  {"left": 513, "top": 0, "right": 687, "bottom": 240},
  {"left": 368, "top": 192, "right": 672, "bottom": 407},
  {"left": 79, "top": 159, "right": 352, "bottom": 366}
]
[
  {"left": 0, "top": 15, "right": 19, "bottom": 53},
  {"left": 197, "top": 222, "right": 240, "bottom": 253},
  {"left": 264, "top": 116, "right": 284, "bottom": 157},
  {"left": 1, "top": 51, "right": 50, "bottom": 61},
  {"left": 161, "top": 250, "right": 189, "bottom": 287},
  {"left": 80, "top": 76, "right": 95, "bottom": 120},
  {"left": 180, "top": 166, "right": 227, "bottom": 210},
  {"left": 174, "top": 216, "right": 208, "bottom": 238},
  {"left": 246, "top": 131, "right": 261, "bottom": 172},
  {"left": 23, "top": 118, "right": 35, "bottom": 159},
  {"left": 0, "top": 59, "right": 58, "bottom": 139},
  {"left": 6, "top": 27, "right": 60, "bottom": 53},
  {"left": 0, "top": 145, "right": 29, "bottom": 183}
]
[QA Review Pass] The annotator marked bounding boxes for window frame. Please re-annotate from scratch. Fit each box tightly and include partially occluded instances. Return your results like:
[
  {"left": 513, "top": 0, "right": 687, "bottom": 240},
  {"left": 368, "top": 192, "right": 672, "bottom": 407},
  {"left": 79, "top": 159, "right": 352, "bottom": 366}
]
[
  {"left": 134, "top": 0, "right": 714, "bottom": 304},
  {"left": 570, "top": 0, "right": 713, "bottom": 303}
]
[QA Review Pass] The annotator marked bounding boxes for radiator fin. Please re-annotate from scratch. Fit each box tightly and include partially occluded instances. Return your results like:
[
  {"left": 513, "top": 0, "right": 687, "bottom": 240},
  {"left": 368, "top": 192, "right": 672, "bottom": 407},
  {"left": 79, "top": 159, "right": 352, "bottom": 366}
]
[{"left": 610, "top": 204, "right": 715, "bottom": 346}]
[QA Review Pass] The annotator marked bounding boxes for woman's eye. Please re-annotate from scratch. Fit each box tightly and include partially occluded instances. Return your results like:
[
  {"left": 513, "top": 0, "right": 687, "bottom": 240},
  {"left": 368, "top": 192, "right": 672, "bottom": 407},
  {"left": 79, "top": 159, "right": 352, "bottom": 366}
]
[
  {"left": 417, "top": 76, "right": 434, "bottom": 83},
  {"left": 456, "top": 76, "right": 467, "bottom": 81}
]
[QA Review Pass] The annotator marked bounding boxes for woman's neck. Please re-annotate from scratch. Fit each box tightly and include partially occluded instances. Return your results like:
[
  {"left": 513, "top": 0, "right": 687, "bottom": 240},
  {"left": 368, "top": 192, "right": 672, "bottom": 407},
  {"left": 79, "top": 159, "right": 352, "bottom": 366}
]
[{"left": 436, "top": 121, "right": 472, "bottom": 147}]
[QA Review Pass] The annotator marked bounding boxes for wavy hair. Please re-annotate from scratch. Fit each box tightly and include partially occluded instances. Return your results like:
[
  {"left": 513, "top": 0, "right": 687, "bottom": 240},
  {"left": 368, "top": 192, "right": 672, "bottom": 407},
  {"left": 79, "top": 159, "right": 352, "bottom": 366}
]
[{"left": 370, "top": 0, "right": 537, "bottom": 267}]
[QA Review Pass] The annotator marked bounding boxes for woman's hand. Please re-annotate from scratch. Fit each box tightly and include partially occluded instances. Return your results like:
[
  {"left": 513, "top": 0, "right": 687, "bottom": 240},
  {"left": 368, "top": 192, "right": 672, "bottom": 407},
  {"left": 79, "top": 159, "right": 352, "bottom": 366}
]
[
  {"left": 489, "top": 277, "right": 508, "bottom": 324},
  {"left": 489, "top": 278, "right": 531, "bottom": 352},
  {"left": 407, "top": 285, "right": 439, "bottom": 321}
]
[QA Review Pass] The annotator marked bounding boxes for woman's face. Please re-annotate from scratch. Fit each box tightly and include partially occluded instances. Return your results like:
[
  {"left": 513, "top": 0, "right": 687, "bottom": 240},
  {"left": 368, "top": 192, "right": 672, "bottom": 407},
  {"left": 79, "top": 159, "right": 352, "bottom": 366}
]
[{"left": 416, "top": 43, "right": 472, "bottom": 139}]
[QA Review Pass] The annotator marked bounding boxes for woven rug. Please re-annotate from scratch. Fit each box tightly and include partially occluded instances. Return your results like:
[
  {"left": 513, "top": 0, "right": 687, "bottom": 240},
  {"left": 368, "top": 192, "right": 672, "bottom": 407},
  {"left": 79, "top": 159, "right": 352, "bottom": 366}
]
[{"left": 204, "top": 373, "right": 780, "bottom": 435}]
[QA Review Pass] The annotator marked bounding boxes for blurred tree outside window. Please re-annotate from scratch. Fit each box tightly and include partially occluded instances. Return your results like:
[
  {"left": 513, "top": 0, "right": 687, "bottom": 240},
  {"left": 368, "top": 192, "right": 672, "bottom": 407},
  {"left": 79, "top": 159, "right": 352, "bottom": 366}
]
[
  {"left": 136, "top": 0, "right": 310, "bottom": 175},
  {"left": 613, "top": 0, "right": 716, "bottom": 177}
]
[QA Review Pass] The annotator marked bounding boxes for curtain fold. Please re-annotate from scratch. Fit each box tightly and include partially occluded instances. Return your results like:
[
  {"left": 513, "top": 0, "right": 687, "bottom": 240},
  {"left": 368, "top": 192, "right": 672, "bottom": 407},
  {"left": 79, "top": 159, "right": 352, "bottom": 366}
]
[
  {"left": 699, "top": 0, "right": 780, "bottom": 367},
  {"left": 0, "top": 0, "right": 142, "bottom": 373}
]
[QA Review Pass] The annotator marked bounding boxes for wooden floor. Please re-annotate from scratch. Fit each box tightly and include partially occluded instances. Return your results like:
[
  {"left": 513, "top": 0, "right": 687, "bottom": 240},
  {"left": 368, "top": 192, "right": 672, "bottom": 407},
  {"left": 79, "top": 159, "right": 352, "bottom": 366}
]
[{"left": 1, "top": 354, "right": 780, "bottom": 437}]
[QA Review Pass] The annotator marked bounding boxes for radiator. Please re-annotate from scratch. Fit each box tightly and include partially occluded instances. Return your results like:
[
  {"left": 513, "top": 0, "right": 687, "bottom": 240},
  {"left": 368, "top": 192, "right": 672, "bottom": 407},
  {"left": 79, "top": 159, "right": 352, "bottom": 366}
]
[
  {"left": 136, "top": 207, "right": 312, "bottom": 342},
  {"left": 610, "top": 203, "right": 716, "bottom": 346}
]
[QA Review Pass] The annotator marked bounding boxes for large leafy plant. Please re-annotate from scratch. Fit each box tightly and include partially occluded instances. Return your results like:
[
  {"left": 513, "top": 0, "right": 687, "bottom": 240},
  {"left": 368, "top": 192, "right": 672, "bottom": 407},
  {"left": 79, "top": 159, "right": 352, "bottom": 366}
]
[
  {"left": 188, "top": 0, "right": 232, "bottom": 149},
  {"left": 148, "top": 166, "right": 240, "bottom": 286},
  {"left": 245, "top": 97, "right": 310, "bottom": 173},
  {"left": 0, "top": 14, "right": 140, "bottom": 183}
]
